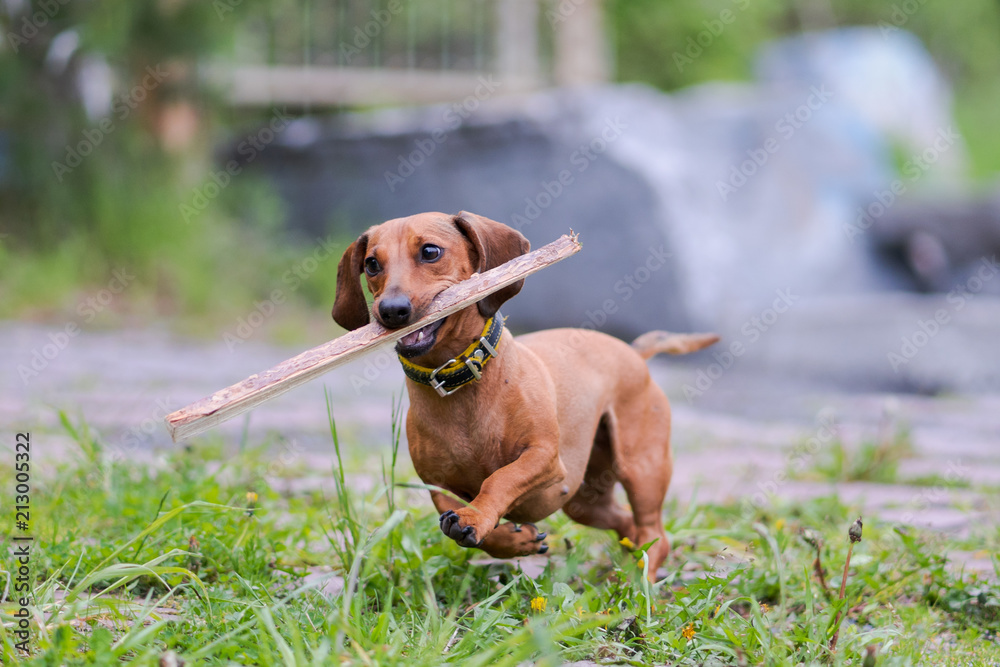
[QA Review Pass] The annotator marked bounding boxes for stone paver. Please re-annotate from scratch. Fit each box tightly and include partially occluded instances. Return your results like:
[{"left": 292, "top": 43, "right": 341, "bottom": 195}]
[{"left": 4, "top": 324, "right": 999, "bottom": 550}]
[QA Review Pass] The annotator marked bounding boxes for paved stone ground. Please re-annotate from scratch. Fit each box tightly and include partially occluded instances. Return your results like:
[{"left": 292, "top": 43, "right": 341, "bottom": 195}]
[{"left": 4, "top": 323, "right": 998, "bottom": 573}]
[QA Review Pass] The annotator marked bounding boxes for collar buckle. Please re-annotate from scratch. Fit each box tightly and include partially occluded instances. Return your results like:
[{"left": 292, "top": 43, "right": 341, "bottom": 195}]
[
  {"left": 464, "top": 349, "right": 485, "bottom": 380},
  {"left": 429, "top": 358, "right": 462, "bottom": 397},
  {"left": 479, "top": 335, "right": 499, "bottom": 358},
  {"left": 402, "top": 312, "right": 505, "bottom": 397}
]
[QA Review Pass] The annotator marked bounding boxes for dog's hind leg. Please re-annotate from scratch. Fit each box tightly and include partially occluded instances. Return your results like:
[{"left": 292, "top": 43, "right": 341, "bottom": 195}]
[
  {"left": 563, "top": 415, "right": 637, "bottom": 542},
  {"left": 610, "top": 394, "right": 673, "bottom": 578}
]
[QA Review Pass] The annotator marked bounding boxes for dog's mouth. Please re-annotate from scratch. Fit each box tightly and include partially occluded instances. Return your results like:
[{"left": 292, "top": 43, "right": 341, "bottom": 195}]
[{"left": 395, "top": 317, "right": 445, "bottom": 359}]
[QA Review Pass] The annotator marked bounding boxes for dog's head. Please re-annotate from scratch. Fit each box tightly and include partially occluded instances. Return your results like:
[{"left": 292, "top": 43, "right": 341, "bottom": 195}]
[{"left": 332, "top": 211, "right": 529, "bottom": 359}]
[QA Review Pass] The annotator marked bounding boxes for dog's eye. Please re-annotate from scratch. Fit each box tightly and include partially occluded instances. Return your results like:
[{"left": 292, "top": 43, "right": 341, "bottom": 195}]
[
  {"left": 420, "top": 244, "right": 442, "bottom": 263},
  {"left": 364, "top": 256, "right": 382, "bottom": 276}
]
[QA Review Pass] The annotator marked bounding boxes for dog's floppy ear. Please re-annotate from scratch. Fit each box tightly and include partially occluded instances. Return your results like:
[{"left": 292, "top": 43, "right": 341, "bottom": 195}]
[
  {"left": 331, "top": 233, "right": 371, "bottom": 330},
  {"left": 453, "top": 211, "right": 530, "bottom": 318}
]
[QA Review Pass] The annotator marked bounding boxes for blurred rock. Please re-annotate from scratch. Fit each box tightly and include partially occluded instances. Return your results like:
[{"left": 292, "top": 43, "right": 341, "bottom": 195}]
[
  {"left": 726, "top": 293, "right": 1000, "bottom": 393},
  {"left": 756, "top": 27, "right": 969, "bottom": 188},
  {"left": 240, "top": 77, "right": 914, "bottom": 334},
  {"left": 868, "top": 190, "right": 1000, "bottom": 293},
  {"left": 240, "top": 102, "right": 689, "bottom": 335},
  {"left": 632, "top": 81, "right": 909, "bottom": 328},
  {"left": 227, "top": 28, "right": 1000, "bottom": 392}
]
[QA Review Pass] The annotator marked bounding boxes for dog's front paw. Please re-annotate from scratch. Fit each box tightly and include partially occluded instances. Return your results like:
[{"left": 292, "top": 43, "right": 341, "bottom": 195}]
[
  {"left": 495, "top": 521, "right": 549, "bottom": 557},
  {"left": 439, "top": 509, "right": 485, "bottom": 547}
]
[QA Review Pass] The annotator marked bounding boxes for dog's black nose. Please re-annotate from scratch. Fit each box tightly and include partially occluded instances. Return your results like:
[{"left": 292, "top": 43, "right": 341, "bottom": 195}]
[{"left": 378, "top": 296, "right": 412, "bottom": 328}]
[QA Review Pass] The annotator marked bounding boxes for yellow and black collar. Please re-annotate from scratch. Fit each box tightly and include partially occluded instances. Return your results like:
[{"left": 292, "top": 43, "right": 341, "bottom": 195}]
[{"left": 398, "top": 314, "right": 504, "bottom": 397}]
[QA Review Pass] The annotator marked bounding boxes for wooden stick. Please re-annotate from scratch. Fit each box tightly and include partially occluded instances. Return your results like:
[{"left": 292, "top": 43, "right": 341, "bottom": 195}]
[{"left": 165, "top": 233, "right": 581, "bottom": 442}]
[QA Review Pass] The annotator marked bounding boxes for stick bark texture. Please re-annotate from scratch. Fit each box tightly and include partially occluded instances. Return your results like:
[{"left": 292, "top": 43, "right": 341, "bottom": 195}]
[{"left": 165, "top": 233, "right": 581, "bottom": 442}]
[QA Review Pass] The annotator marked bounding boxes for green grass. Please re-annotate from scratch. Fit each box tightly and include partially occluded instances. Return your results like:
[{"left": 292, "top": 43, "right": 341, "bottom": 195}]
[
  {"left": 0, "top": 127, "right": 353, "bottom": 342},
  {"left": 797, "top": 427, "right": 915, "bottom": 484},
  {"left": 0, "top": 216, "right": 352, "bottom": 343},
  {"left": 900, "top": 474, "right": 973, "bottom": 490},
  {"left": 1, "top": 406, "right": 998, "bottom": 665}
]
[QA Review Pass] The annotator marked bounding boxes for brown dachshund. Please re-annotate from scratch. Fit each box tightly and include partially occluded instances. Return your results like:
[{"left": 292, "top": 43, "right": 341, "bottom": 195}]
[{"left": 332, "top": 211, "right": 718, "bottom": 577}]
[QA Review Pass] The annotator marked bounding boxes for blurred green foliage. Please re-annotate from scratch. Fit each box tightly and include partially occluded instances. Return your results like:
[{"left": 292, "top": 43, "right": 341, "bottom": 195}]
[
  {"left": 1, "top": 0, "right": 243, "bottom": 244},
  {"left": 0, "top": 0, "right": 346, "bottom": 330},
  {"left": 607, "top": 0, "right": 1000, "bottom": 178},
  {"left": 1, "top": 0, "right": 999, "bottom": 331}
]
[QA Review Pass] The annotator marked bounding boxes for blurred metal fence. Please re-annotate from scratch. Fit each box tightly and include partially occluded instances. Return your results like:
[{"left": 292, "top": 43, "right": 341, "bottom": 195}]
[{"left": 210, "top": 0, "right": 608, "bottom": 107}]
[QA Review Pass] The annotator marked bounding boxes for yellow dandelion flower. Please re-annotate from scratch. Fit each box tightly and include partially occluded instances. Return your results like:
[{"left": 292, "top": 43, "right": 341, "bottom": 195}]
[
  {"left": 713, "top": 604, "right": 721, "bottom": 618},
  {"left": 576, "top": 606, "right": 584, "bottom": 616},
  {"left": 637, "top": 557, "right": 645, "bottom": 570},
  {"left": 760, "top": 602, "right": 771, "bottom": 614},
  {"left": 245, "top": 491, "right": 258, "bottom": 516},
  {"left": 530, "top": 596, "right": 546, "bottom": 612},
  {"left": 619, "top": 537, "right": 636, "bottom": 550},
  {"left": 682, "top": 623, "right": 696, "bottom": 641},
  {"left": 775, "top": 518, "right": 785, "bottom": 531}
]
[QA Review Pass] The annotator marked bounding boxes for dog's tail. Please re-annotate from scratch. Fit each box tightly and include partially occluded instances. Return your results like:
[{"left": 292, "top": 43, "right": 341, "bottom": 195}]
[{"left": 631, "top": 331, "right": 720, "bottom": 360}]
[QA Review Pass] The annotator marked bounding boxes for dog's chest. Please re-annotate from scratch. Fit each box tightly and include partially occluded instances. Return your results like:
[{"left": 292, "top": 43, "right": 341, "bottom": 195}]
[{"left": 407, "top": 407, "right": 517, "bottom": 494}]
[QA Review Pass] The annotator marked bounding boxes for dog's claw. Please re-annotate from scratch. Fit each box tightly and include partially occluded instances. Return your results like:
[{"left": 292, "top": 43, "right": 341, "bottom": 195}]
[
  {"left": 534, "top": 532, "right": 547, "bottom": 542},
  {"left": 539, "top": 544, "right": 549, "bottom": 554},
  {"left": 512, "top": 523, "right": 522, "bottom": 533},
  {"left": 439, "top": 510, "right": 480, "bottom": 547}
]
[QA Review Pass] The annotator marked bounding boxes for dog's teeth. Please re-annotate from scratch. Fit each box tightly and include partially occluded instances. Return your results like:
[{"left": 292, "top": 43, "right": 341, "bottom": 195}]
[{"left": 417, "top": 331, "right": 424, "bottom": 341}]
